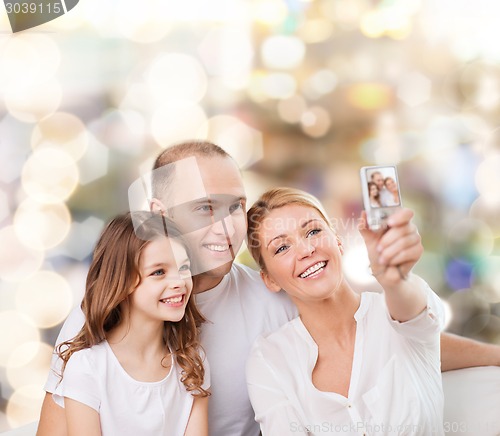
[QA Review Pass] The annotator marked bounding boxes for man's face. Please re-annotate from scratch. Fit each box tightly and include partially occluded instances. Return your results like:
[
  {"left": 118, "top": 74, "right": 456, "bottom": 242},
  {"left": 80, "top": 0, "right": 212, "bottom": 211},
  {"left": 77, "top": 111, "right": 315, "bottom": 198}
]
[
  {"left": 158, "top": 156, "right": 247, "bottom": 285},
  {"left": 372, "top": 172, "right": 384, "bottom": 190}
]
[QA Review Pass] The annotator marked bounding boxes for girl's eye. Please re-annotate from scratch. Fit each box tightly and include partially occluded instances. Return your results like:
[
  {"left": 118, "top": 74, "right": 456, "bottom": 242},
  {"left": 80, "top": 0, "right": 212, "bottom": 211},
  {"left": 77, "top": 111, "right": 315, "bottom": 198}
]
[
  {"left": 307, "top": 228, "right": 321, "bottom": 238},
  {"left": 151, "top": 269, "right": 165, "bottom": 276}
]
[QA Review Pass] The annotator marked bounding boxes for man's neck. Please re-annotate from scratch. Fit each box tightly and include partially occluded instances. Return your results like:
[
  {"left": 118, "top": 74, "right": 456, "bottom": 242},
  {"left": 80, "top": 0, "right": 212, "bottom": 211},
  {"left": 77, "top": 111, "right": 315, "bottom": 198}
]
[{"left": 193, "top": 274, "right": 225, "bottom": 294}]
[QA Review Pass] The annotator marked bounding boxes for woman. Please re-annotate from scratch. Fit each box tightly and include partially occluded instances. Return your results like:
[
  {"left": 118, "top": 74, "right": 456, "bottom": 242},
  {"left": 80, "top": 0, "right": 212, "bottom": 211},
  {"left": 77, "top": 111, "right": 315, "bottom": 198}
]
[
  {"left": 54, "top": 212, "right": 210, "bottom": 436},
  {"left": 367, "top": 181, "right": 381, "bottom": 208},
  {"left": 383, "top": 177, "right": 400, "bottom": 206},
  {"left": 246, "top": 187, "right": 444, "bottom": 436}
]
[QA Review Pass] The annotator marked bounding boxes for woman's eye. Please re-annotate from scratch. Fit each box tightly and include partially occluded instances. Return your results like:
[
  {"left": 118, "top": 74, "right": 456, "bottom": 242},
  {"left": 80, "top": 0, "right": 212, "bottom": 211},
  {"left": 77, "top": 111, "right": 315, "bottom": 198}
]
[{"left": 307, "top": 228, "right": 322, "bottom": 237}]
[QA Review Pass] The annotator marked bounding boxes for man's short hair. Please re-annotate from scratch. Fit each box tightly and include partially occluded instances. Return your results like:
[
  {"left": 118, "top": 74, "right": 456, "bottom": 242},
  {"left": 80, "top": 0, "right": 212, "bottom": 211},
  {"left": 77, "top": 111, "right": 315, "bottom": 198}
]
[{"left": 151, "top": 140, "right": 231, "bottom": 201}]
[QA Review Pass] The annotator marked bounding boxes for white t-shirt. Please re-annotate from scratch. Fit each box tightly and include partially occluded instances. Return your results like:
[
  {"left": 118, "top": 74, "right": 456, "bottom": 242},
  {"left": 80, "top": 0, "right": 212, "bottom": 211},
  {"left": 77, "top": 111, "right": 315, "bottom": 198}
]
[
  {"left": 247, "top": 288, "right": 445, "bottom": 436},
  {"left": 52, "top": 341, "right": 209, "bottom": 436},
  {"left": 45, "top": 263, "right": 298, "bottom": 436}
]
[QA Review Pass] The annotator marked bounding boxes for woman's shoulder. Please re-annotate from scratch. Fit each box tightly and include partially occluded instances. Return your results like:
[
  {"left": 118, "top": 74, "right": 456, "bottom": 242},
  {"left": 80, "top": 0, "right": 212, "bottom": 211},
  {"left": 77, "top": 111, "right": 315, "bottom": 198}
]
[{"left": 251, "top": 317, "right": 305, "bottom": 356}]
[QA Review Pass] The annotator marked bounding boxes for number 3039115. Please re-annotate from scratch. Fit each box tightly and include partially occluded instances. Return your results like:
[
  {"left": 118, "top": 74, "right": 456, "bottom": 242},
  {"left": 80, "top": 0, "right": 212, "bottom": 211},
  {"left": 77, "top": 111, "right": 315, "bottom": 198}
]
[{"left": 5, "top": 3, "right": 62, "bottom": 14}]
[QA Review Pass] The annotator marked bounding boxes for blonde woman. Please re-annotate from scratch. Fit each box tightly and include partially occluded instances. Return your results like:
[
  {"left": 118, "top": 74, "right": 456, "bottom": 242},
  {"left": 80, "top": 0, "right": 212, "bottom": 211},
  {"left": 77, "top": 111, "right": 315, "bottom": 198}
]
[{"left": 246, "top": 187, "right": 444, "bottom": 436}]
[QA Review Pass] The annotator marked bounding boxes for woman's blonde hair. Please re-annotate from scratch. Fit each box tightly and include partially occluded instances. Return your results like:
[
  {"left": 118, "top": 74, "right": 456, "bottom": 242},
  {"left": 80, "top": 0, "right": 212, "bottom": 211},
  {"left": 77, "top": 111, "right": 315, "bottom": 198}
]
[
  {"left": 247, "top": 187, "right": 334, "bottom": 272},
  {"left": 57, "top": 211, "right": 209, "bottom": 397}
]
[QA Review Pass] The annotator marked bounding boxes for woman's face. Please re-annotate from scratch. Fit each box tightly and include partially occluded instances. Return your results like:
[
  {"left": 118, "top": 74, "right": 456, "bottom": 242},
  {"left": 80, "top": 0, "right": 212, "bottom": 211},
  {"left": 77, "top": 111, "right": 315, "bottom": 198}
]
[
  {"left": 369, "top": 183, "right": 379, "bottom": 198},
  {"left": 385, "top": 177, "right": 397, "bottom": 193},
  {"left": 258, "top": 204, "right": 344, "bottom": 304}
]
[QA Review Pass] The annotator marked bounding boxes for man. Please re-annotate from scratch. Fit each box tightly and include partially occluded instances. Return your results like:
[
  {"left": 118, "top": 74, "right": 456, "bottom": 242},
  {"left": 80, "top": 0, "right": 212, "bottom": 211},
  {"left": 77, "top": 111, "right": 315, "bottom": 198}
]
[{"left": 38, "top": 141, "right": 500, "bottom": 436}]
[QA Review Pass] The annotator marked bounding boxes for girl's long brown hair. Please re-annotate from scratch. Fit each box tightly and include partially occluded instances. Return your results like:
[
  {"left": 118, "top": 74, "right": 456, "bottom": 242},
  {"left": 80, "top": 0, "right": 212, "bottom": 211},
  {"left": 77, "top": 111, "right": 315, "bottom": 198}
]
[{"left": 57, "top": 211, "right": 209, "bottom": 397}]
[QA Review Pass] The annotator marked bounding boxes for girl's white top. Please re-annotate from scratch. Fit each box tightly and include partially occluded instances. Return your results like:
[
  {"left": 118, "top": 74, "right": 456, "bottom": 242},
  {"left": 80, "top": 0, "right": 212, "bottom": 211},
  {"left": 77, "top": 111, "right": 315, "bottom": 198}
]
[
  {"left": 247, "top": 288, "right": 445, "bottom": 436},
  {"left": 54, "top": 341, "right": 210, "bottom": 436}
]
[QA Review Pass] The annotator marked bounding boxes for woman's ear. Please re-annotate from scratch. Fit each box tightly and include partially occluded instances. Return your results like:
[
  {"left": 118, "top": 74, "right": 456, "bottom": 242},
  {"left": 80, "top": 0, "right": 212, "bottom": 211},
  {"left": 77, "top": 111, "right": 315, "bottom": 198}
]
[
  {"left": 260, "top": 270, "right": 281, "bottom": 293},
  {"left": 150, "top": 198, "right": 165, "bottom": 214},
  {"left": 336, "top": 234, "right": 344, "bottom": 255}
]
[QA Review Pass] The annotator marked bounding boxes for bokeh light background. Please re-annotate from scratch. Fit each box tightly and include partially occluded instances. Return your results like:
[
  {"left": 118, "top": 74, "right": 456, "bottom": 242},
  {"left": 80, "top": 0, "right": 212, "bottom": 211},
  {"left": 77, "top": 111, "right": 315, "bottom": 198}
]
[{"left": 1, "top": 0, "right": 500, "bottom": 429}]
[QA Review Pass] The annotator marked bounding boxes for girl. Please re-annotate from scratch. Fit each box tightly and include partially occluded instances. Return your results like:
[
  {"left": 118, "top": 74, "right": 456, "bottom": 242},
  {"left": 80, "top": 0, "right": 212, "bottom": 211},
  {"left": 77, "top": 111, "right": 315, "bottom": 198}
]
[
  {"left": 54, "top": 212, "right": 209, "bottom": 436},
  {"left": 246, "top": 187, "right": 444, "bottom": 436},
  {"left": 367, "top": 181, "right": 381, "bottom": 208}
]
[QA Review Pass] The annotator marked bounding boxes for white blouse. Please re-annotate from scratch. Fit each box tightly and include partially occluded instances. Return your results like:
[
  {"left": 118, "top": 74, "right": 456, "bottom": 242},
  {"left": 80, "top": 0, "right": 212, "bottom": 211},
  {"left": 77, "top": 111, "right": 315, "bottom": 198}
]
[
  {"left": 54, "top": 341, "right": 210, "bottom": 436},
  {"left": 246, "top": 288, "right": 445, "bottom": 436}
]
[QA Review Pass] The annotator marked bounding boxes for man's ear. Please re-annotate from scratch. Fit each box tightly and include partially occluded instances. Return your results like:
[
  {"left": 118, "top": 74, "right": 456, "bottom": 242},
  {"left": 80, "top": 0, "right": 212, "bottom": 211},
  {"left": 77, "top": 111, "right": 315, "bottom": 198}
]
[
  {"left": 260, "top": 270, "right": 281, "bottom": 293},
  {"left": 150, "top": 198, "right": 165, "bottom": 213}
]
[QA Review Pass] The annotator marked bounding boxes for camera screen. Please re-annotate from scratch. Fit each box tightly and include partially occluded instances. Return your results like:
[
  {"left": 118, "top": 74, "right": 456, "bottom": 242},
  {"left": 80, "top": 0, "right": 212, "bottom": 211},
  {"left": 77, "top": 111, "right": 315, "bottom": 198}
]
[{"left": 365, "top": 166, "right": 401, "bottom": 208}]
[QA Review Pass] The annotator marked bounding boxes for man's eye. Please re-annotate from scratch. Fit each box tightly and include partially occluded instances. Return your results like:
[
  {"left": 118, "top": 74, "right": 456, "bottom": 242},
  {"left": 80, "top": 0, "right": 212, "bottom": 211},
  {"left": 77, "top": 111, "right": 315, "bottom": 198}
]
[
  {"left": 229, "top": 202, "right": 243, "bottom": 213},
  {"left": 196, "top": 205, "right": 213, "bottom": 212},
  {"left": 179, "top": 264, "right": 191, "bottom": 273}
]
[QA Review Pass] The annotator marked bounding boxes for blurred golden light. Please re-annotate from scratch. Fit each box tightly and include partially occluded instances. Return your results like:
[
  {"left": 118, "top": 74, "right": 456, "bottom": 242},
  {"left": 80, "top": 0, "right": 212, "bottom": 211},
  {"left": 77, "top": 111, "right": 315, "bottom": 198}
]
[
  {"left": 262, "top": 73, "right": 296, "bottom": 99},
  {"left": 277, "top": 95, "right": 307, "bottom": 124},
  {"left": 6, "top": 385, "right": 45, "bottom": 428},
  {"left": 202, "top": 115, "right": 263, "bottom": 169},
  {"left": 298, "top": 19, "right": 334, "bottom": 43},
  {"left": 261, "top": 36, "right": 306, "bottom": 70},
  {"left": 247, "top": 71, "right": 270, "bottom": 103},
  {"left": 447, "top": 218, "right": 494, "bottom": 259},
  {"left": 397, "top": 72, "right": 432, "bottom": 107},
  {"left": 0, "top": 227, "right": 44, "bottom": 283},
  {"left": 5, "top": 79, "right": 62, "bottom": 123},
  {"left": 0, "top": 311, "right": 40, "bottom": 367},
  {"left": 151, "top": 102, "right": 208, "bottom": 147},
  {"left": 7, "top": 342, "right": 53, "bottom": 389},
  {"left": 21, "top": 148, "right": 79, "bottom": 204},
  {"left": 346, "top": 83, "right": 393, "bottom": 110},
  {"left": 146, "top": 53, "right": 207, "bottom": 104},
  {"left": 302, "top": 70, "right": 338, "bottom": 100},
  {"left": 198, "top": 27, "right": 254, "bottom": 77},
  {"left": 300, "top": 106, "right": 331, "bottom": 138},
  {"left": 14, "top": 199, "right": 71, "bottom": 251},
  {"left": 0, "top": 34, "right": 60, "bottom": 90},
  {"left": 469, "top": 196, "right": 500, "bottom": 236},
  {"left": 16, "top": 271, "right": 73, "bottom": 329},
  {"left": 114, "top": 0, "right": 172, "bottom": 43},
  {"left": 475, "top": 153, "right": 500, "bottom": 206},
  {"left": 447, "top": 289, "right": 490, "bottom": 334},
  {"left": 360, "top": 11, "right": 385, "bottom": 38},
  {"left": 252, "top": 0, "right": 288, "bottom": 26},
  {"left": 31, "top": 112, "right": 89, "bottom": 161}
]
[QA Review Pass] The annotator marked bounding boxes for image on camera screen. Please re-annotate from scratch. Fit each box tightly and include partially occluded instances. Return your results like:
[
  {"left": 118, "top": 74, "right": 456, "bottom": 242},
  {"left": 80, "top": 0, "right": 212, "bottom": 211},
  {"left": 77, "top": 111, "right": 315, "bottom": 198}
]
[{"left": 365, "top": 166, "right": 401, "bottom": 209}]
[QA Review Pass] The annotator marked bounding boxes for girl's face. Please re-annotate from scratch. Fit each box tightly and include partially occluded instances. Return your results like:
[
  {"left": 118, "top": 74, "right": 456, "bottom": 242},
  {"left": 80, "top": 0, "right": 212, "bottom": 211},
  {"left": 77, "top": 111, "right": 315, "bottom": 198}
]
[
  {"left": 369, "top": 183, "right": 378, "bottom": 198},
  {"left": 258, "top": 204, "right": 344, "bottom": 304},
  {"left": 131, "top": 237, "right": 192, "bottom": 323}
]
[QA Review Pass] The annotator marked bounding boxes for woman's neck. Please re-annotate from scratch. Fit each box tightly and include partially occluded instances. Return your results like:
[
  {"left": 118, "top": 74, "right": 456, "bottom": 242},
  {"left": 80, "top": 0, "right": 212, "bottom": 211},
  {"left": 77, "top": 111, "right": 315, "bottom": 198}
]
[{"left": 294, "top": 283, "right": 360, "bottom": 344}]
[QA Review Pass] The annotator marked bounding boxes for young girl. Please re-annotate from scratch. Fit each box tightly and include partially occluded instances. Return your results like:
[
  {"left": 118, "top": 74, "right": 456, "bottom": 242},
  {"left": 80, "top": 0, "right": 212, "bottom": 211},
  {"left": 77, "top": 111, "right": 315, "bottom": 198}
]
[
  {"left": 246, "top": 187, "right": 444, "bottom": 435},
  {"left": 367, "top": 181, "right": 381, "bottom": 208},
  {"left": 54, "top": 212, "right": 210, "bottom": 436}
]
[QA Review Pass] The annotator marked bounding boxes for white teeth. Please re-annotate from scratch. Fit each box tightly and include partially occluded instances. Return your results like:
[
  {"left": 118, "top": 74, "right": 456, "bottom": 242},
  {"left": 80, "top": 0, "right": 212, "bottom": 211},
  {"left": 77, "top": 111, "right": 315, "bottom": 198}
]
[
  {"left": 161, "top": 295, "right": 183, "bottom": 304},
  {"left": 299, "top": 262, "right": 326, "bottom": 278},
  {"left": 205, "top": 244, "right": 229, "bottom": 252}
]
